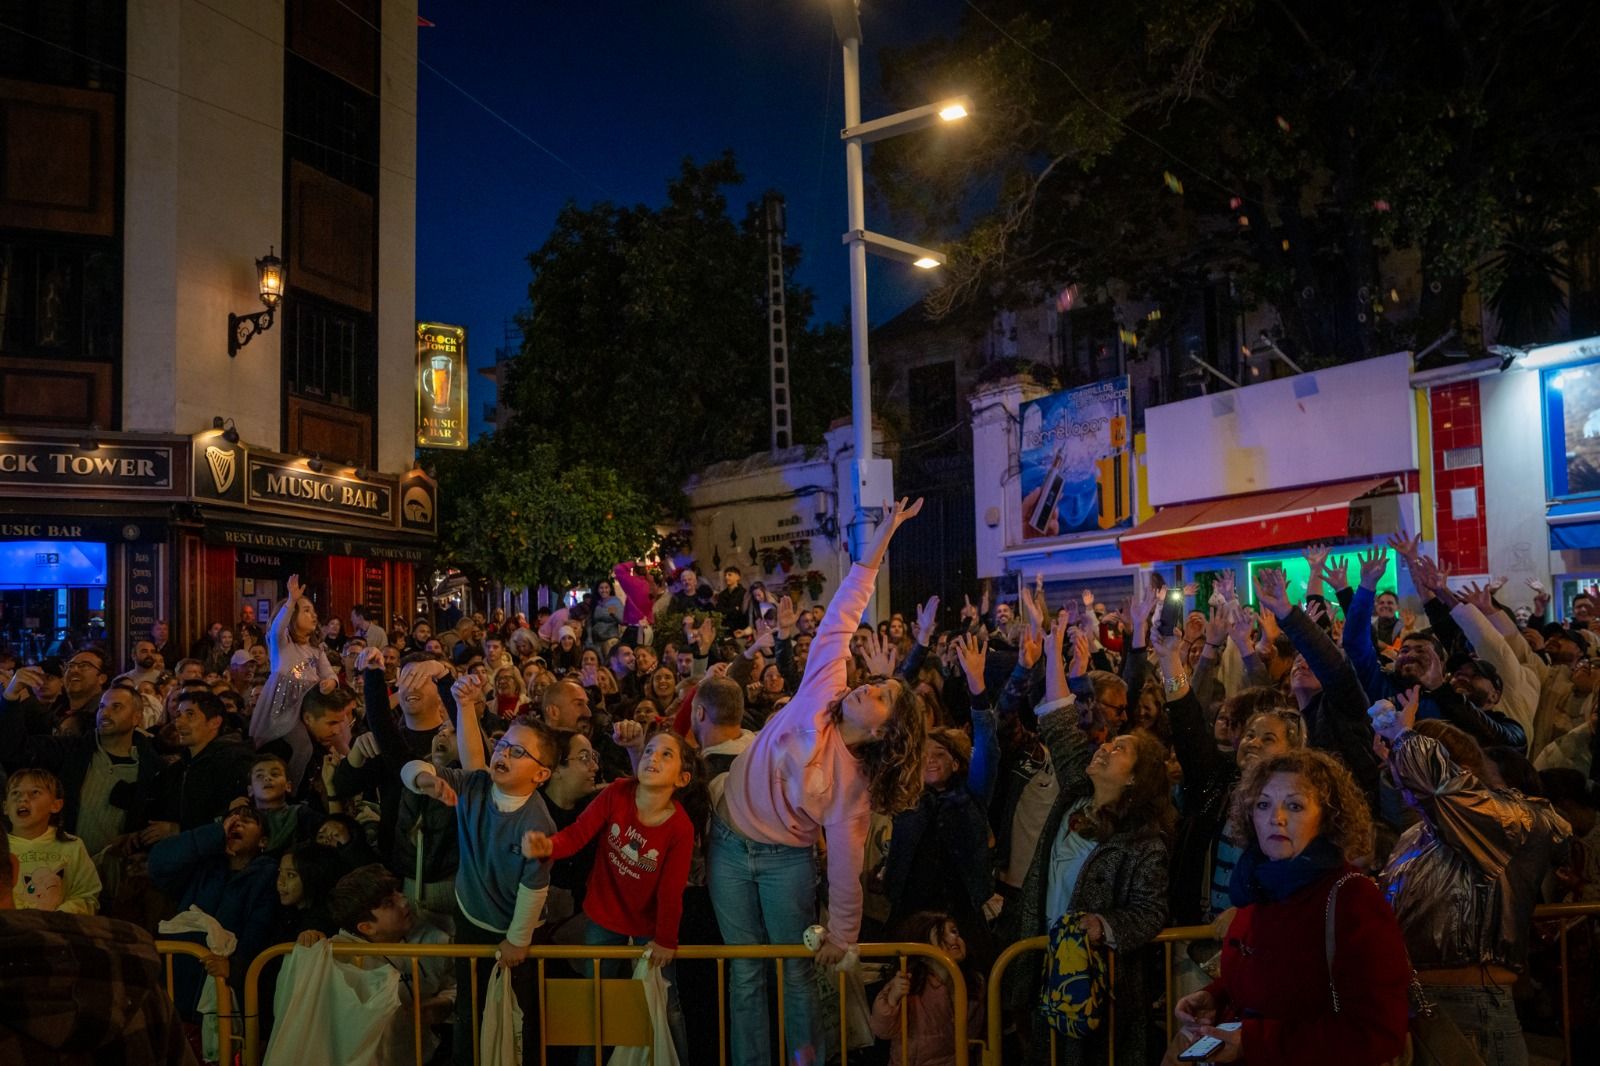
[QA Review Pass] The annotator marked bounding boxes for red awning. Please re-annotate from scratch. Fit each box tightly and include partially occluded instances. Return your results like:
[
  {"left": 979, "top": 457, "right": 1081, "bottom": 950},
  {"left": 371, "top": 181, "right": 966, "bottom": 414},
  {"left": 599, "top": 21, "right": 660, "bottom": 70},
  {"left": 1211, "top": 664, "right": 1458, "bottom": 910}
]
[{"left": 1119, "top": 477, "right": 1393, "bottom": 565}]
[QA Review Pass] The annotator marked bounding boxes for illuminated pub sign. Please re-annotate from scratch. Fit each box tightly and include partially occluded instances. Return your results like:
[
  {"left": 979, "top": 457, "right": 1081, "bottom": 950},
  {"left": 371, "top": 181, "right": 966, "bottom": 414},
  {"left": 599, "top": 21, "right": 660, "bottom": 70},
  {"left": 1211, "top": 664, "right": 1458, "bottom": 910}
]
[{"left": 417, "top": 322, "right": 468, "bottom": 450}]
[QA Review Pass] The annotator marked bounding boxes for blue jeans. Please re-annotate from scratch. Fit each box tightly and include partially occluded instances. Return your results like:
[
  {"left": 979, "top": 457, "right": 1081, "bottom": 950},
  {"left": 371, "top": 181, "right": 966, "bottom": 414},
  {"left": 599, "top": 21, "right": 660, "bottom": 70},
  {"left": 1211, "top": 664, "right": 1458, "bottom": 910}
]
[
  {"left": 707, "top": 812, "right": 819, "bottom": 1066},
  {"left": 1421, "top": 983, "right": 1527, "bottom": 1066},
  {"left": 579, "top": 919, "right": 688, "bottom": 1064}
]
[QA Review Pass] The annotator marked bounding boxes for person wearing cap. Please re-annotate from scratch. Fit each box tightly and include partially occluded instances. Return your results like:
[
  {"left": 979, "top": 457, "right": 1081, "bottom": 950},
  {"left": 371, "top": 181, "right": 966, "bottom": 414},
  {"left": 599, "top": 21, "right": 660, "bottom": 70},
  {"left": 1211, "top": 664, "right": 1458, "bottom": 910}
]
[{"left": 1492, "top": 618, "right": 1597, "bottom": 756}]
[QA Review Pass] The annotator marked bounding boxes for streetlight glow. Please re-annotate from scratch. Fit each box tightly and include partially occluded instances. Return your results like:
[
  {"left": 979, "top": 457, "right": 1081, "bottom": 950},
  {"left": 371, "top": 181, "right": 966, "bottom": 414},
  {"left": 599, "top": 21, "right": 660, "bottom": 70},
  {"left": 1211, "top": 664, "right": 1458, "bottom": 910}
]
[
  {"left": 912, "top": 257, "right": 941, "bottom": 269},
  {"left": 938, "top": 103, "right": 969, "bottom": 121}
]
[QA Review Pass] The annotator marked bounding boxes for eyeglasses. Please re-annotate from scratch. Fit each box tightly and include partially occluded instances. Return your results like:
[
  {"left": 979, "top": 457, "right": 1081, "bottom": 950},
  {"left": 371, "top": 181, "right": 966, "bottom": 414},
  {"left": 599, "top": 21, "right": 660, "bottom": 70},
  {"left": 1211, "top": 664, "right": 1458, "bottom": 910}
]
[
  {"left": 492, "top": 738, "right": 548, "bottom": 770},
  {"left": 564, "top": 749, "right": 599, "bottom": 766},
  {"left": 64, "top": 659, "right": 99, "bottom": 671}
]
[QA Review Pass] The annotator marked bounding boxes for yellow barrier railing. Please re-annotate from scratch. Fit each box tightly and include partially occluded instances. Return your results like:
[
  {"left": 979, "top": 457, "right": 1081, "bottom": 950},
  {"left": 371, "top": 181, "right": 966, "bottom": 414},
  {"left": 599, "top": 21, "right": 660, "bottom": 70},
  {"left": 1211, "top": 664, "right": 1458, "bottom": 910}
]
[
  {"left": 238, "top": 940, "right": 970, "bottom": 1066},
  {"left": 152, "top": 939, "right": 236, "bottom": 1063},
  {"left": 985, "top": 902, "right": 1600, "bottom": 1065}
]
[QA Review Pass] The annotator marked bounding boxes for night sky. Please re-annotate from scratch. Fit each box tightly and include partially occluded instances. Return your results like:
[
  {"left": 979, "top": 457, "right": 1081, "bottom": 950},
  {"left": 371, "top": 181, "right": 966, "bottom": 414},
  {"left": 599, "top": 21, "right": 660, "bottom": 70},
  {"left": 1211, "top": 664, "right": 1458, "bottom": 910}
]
[{"left": 414, "top": 0, "right": 968, "bottom": 438}]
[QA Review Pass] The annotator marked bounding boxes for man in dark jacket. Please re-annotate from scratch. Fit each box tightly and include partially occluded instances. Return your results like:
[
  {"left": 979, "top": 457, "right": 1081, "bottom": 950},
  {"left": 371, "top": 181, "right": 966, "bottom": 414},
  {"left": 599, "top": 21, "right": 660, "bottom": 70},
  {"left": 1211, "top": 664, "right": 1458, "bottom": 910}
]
[{"left": 149, "top": 689, "right": 255, "bottom": 833}]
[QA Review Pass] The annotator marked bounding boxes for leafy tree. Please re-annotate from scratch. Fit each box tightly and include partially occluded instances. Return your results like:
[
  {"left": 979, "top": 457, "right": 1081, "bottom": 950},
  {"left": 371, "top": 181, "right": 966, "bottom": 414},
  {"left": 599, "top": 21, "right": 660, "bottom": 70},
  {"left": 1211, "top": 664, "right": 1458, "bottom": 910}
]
[
  {"left": 872, "top": 0, "right": 1600, "bottom": 361},
  {"left": 430, "top": 442, "right": 657, "bottom": 592},
  {"left": 502, "top": 153, "right": 850, "bottom": 510}
]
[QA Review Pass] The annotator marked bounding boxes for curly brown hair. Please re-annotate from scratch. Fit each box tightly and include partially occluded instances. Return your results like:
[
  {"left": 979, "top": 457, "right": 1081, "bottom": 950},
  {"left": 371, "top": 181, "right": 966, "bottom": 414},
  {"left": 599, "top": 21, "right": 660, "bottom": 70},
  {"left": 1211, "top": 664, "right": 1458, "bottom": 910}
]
[
  {"left": 1229, "top": 748, "right": 1374, "bottom": 862},
  {"left": 831, "top": 675, "right": 927, "bottom": 815}
]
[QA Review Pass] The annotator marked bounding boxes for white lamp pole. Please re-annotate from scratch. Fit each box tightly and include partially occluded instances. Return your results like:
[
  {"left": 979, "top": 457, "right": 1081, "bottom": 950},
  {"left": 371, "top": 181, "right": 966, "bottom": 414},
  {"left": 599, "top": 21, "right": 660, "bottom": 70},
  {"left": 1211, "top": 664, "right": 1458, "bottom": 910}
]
[{"left": 826, "top": 0, "right": 967, "bottom": 561}]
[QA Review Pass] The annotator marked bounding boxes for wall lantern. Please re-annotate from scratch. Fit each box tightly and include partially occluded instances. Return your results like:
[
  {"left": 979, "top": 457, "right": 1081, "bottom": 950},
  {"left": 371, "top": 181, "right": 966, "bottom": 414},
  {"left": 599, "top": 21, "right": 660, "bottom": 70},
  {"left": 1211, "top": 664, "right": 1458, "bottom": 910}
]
[{"left": 228, "top": 247, "right": 285, "bottom": 357}]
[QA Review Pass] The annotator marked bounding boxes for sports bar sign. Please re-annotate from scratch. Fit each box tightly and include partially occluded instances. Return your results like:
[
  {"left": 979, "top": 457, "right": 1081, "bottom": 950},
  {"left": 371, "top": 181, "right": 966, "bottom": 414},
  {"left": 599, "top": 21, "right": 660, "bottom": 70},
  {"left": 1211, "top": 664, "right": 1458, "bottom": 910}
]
[{"left": 416, "top": 322, "right": 467, "bottom": 450}]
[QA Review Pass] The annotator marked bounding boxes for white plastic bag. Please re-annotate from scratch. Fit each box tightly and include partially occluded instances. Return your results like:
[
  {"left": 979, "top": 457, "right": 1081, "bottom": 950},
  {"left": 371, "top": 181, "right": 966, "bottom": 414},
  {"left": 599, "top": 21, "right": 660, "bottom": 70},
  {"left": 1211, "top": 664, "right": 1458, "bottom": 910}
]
[
  {"left": 813, "top": 953, "right": 874, "bottom": 1061},
  {"left": 607, "top": 953, "right": 678, "bottom": 1066},
  {"left": 158, "top": 905, "right": 238, "bottom": 1060},
  {"left": 262, "top": 940, "right": 401, "bottom": 1066},
  {"left": 480, "top": 964, "right": 524, "bottom": 1066}
]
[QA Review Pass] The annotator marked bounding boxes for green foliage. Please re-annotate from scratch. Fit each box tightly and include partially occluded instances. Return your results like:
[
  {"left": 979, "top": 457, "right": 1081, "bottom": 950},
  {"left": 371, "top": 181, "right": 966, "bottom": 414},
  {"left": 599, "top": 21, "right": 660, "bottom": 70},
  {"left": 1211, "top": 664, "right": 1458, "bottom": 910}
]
[
  {"left": 502, "top": 153, "right": 850, "bottom": 512},
  {"left": 872, "top": 0, "right": 1600, "bottom": 362},
  {"left": 430, "top": 441, "right": 657, "bottom": 591}
]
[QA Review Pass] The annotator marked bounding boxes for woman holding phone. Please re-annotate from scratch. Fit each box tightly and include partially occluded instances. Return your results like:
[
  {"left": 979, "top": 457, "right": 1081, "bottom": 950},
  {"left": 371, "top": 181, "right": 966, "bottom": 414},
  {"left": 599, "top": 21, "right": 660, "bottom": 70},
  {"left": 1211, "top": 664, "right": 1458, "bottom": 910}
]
[{"left": 1168, "top": 747, "right": 1409, "bottom": 1065}]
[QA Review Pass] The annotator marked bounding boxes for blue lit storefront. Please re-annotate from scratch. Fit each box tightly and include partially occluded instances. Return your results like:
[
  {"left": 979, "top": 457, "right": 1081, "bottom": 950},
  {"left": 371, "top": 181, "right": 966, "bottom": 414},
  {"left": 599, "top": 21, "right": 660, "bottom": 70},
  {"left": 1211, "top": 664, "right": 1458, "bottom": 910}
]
[
  {"left": 1529, "top": 337, "right": 1600, "bottom": 609},
  {"left": 0, "top": 433, "right": 180, "bottom": 660}
]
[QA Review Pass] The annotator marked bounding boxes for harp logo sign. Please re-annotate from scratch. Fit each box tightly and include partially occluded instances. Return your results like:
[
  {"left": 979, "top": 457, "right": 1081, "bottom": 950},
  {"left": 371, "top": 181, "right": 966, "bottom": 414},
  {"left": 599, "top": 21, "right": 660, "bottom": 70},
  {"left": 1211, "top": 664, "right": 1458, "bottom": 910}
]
[{"left": 205, "top": 446, "right": 237, "bottom": 493}]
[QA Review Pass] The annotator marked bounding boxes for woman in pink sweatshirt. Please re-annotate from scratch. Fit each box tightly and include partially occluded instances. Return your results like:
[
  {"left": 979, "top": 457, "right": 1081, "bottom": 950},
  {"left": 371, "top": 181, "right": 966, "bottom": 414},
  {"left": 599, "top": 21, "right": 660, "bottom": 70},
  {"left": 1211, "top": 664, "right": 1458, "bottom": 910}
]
[{"left": 711, "top": 497, "right": 930, "bottom": 1066}]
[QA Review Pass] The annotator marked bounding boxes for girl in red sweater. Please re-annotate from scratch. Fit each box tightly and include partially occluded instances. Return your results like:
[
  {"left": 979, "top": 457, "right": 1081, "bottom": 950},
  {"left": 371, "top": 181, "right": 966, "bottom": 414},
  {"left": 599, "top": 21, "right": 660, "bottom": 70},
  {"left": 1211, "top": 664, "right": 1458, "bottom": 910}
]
[
  {"left": 522, "top": 728, "right": 705, "bottom": 1060},
  {"left": 1170, "top": 747, "right": 1410, "bottom": 1065}
]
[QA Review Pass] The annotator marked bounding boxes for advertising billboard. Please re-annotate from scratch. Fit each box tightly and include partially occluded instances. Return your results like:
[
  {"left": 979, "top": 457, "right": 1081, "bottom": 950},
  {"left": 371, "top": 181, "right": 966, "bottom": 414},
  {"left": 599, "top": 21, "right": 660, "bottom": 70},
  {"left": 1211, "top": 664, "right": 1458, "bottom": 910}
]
[
  {"left": 416, "top": 322, "right": 468, "bottom": 450},
  {"left": 1018, "top": 377, "right": 1132, "bottom": 541}
]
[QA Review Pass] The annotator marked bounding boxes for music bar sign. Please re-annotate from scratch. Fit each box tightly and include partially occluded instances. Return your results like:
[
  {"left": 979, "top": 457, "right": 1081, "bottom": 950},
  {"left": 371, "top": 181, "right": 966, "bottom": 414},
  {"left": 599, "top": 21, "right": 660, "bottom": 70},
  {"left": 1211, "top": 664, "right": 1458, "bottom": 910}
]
[
  {"left": 417, "top": 321, "right": 467, "bottom": 450},
  {"left": 0, "top": 439, "right": 173, "bottom": 492},
  {"left": 248, "top": 457, "right": 395, "bottom": 523}
]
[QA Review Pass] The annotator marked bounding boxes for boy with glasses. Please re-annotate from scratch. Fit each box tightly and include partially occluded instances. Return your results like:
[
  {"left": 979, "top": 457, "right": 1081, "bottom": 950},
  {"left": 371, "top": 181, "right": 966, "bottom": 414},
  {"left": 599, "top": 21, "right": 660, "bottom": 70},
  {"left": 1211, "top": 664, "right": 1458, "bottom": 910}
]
[{"left": 401, "top": 672, "right": 557, "bottom": 1064}]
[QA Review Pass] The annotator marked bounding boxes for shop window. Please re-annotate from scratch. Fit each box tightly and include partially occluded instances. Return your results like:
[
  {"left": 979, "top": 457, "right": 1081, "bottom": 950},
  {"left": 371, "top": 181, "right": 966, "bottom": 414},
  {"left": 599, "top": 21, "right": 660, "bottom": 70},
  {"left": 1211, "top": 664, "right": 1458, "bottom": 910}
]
[{"left": 1542, "top": 359, "right": 1600, "bottom": 500}]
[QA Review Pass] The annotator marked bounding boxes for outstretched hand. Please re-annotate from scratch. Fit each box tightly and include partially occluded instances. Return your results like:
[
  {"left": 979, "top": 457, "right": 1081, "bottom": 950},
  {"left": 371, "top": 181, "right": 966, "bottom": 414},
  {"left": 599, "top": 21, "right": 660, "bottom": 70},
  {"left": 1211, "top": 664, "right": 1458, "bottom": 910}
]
[
  {"left": 954, "top": 632, "right": 987, "bottom": 695},
  {"left": 1357, "top": 546, "right": 1388, "bottom": 590},
  {"left": 416, "top": 772, "right": 458, "bottom": 807},
  {"left": 862, "top": 632, "right": 898, "bottom": 677},
  {"left": 914, "top": 595, "right": 940, "bottom": 646},
  {"left": 774, "top": 595, "right": 799, "bottom": 637},
  {"left": 861, "top": 497, "right": 924, "bottom": 569},
  {"left": 1254, "top": 568, "right": 1291, "bottom": 619}
]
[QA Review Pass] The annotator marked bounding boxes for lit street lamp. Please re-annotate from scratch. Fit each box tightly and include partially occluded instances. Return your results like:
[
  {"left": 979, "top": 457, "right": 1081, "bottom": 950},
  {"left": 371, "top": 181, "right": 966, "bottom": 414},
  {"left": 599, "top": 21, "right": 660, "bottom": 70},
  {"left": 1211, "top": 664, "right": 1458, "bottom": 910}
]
[{"left": 825, "top": 0, "right": 969, "bottom": 560}]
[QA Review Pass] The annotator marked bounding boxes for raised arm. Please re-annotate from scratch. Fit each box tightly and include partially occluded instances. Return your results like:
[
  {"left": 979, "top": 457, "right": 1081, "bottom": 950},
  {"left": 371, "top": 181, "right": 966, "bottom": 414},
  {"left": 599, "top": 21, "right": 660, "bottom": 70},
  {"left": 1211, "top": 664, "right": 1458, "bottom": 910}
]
[
  {"left": 266, "top": 574, "right": 300, "bottom": 659},
  {"left": 450, "top": 673, "right": 489, "bottom": 773},
  {"left": 1342, "top": 547, "right": 1389, "bottom": 700},
  {"left": 1450, "top": 585, "right": 1538, "bottom": 737},
  {"left": 953, "top": 632, "right": 998, "bottom": 804},
  {"left": 898, "top": 596, "right": 939, "bottom": 681},
  {"left": 1035, "top": 610, "right": 1093, "bottom": 789},
  {"left": 788, "top": 498, "right": 923, "bottom": 709}
]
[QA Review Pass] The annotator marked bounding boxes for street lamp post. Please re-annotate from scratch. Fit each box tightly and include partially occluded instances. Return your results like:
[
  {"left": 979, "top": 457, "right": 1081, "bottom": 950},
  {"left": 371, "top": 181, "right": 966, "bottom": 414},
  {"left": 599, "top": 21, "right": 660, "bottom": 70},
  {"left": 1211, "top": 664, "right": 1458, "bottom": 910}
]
[{"left": 826, "top": 0, "right": 968, "bottom": 561}]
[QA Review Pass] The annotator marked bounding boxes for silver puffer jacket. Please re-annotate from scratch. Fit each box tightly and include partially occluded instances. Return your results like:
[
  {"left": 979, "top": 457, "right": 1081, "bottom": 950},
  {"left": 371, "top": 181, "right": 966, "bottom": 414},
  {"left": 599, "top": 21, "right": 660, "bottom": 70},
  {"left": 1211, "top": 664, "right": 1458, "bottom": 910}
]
[{"left": 1379, "top": 730, "right": 1571, "bottom": 972}]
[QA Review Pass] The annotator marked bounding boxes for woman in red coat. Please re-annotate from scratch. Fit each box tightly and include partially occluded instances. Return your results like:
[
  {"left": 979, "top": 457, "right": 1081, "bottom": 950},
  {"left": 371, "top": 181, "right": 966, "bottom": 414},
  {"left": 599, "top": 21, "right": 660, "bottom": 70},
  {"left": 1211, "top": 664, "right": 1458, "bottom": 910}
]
[{"left": 1169, "top": 748, "right": 1410, "bottom": 1065}]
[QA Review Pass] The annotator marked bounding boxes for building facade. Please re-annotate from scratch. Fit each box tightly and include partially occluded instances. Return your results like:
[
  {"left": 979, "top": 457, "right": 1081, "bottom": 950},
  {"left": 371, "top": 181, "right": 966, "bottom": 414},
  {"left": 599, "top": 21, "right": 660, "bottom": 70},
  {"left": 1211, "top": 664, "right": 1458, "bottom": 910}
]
[{"left": 0, "top": 0, "right": 432, "bottom": 665}]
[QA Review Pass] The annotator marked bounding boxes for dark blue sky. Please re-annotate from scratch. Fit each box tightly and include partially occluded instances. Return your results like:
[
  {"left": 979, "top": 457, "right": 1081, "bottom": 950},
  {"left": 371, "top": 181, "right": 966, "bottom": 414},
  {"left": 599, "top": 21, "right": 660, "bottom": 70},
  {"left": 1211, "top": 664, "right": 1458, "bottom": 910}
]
[{"left": 414, "top": 0, "right": 969, "bottom": 437}]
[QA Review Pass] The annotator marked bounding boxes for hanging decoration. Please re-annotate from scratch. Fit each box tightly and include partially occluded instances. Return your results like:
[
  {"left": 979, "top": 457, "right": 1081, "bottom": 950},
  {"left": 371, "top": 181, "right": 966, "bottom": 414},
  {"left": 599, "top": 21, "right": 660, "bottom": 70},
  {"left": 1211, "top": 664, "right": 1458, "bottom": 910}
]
[{"left": 1162, "top": 171, "right": 1184, "bottom": 195}]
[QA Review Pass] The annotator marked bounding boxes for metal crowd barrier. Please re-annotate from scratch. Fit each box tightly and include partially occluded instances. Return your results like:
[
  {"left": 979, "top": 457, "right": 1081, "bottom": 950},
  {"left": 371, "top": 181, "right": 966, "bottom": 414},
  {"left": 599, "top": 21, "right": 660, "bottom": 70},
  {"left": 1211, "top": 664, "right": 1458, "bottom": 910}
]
[
  {"left": 154, "top": 899, "right": 1598, "bottom": 1066},
  {"left": 985, "top": 901, "right": 1600, "bottom": 1065},
  {"left": 231, "top": 940, "right": 968, "bottom": 1066},
  {"left": 152, "top": 938, "right": 236, "bottom": 1063}
]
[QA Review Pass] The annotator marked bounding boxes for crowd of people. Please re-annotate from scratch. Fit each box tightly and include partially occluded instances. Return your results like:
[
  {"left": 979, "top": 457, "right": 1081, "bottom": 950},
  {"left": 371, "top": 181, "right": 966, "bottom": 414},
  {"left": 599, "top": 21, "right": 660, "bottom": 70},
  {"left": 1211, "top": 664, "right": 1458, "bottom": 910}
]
[{"left": 2, "top": 505, "right": 1598, "bottom": 1066}]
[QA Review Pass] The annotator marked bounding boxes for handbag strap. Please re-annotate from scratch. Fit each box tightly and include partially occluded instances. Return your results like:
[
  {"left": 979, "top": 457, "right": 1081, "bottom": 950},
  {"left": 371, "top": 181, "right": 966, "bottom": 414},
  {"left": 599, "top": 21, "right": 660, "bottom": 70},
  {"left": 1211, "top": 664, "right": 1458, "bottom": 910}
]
[{"left": 1322, "top": 872, "right": 1364, "bottom": 1015}]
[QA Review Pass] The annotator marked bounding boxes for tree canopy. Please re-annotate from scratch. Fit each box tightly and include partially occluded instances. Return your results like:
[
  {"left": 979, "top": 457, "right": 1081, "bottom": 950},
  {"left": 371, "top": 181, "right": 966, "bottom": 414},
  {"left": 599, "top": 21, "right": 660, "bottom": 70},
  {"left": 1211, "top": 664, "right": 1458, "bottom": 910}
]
[
  {"left": 501, "top": 153, "right": 850, "bottom": 510},
  {"left": 430, "top": 441, "right": 657, "bottom": 592},
  {"left": 872, "top": 0, "right": 1600, "bottom": 360}
]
